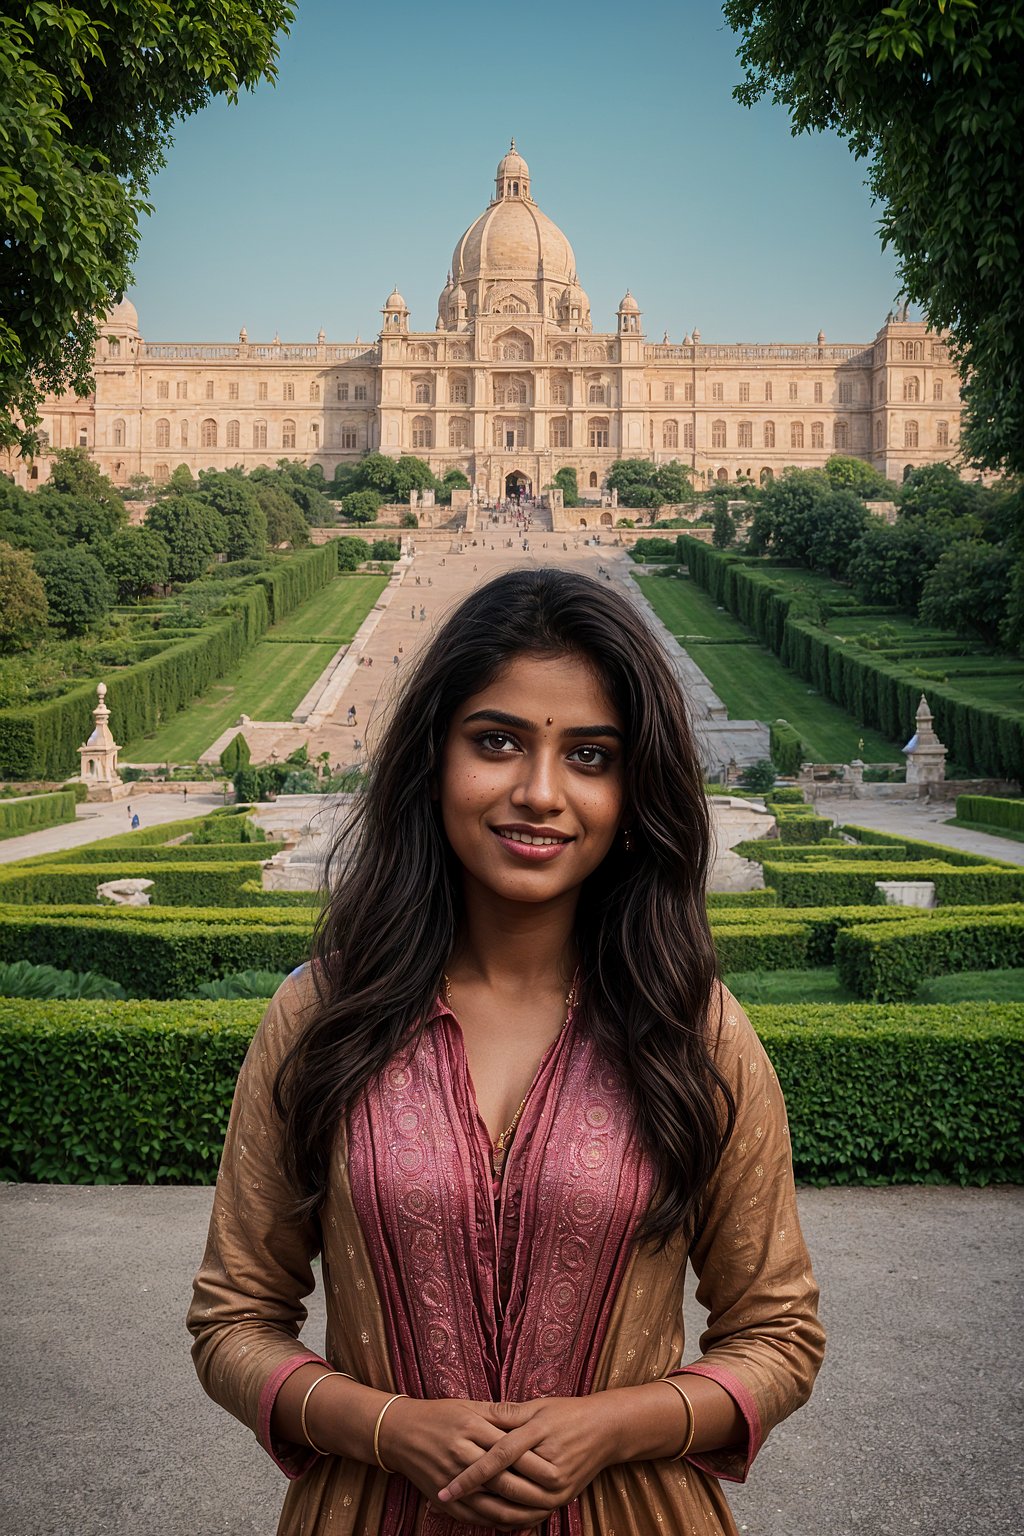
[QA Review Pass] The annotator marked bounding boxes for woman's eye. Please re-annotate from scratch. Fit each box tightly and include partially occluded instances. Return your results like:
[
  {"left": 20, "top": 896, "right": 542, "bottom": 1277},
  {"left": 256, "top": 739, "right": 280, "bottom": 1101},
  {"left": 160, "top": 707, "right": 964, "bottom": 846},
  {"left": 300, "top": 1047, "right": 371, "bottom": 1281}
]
[
  {"left": 478, "top": 731, "right": 519, "bottom": 753},
  {"left": 569, "top": 745, "right": 610, "bottom": 767}
]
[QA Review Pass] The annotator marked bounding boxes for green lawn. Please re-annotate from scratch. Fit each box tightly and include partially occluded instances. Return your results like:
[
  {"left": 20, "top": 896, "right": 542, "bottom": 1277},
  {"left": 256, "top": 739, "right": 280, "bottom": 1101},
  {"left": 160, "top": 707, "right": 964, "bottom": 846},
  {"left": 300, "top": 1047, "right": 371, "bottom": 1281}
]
[
  {"left": 635, "top": 575, "right": 900, "bottom": 762},
  {"left": 726, "top": 966, "right": 1024, "bottom": 1005},
  {"left": 126, "top": 573, "right": 387, "bottom": 762}
]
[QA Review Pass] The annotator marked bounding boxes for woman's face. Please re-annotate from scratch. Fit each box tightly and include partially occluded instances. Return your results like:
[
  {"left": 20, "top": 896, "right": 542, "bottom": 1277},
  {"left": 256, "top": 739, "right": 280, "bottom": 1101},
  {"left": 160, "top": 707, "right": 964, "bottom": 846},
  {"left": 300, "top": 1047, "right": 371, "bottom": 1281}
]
[{"left": 439, "top": 652, "right": 627, "bottom": 907}]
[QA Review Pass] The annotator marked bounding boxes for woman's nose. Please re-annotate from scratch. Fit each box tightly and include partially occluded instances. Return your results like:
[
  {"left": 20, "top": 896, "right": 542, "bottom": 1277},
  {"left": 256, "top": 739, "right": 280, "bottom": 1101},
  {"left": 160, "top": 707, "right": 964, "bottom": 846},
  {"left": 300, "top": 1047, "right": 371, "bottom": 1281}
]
[{"left": 510, "top": 751, "right": 565, "bottom": 813}]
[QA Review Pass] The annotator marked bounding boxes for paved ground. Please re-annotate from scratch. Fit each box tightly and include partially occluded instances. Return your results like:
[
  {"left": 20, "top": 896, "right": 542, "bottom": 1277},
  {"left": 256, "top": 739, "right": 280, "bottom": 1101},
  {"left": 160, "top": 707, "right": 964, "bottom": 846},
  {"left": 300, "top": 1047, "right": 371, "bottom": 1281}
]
[
  {"left": 0, "top": 789, "right": 227, "bottom": 866},
  {"left": 816, "top": 796, "right": 1024, "bottom": 867},
  {"left": 1, "top": 1183, "right": 1020, "bottom": 1536}
]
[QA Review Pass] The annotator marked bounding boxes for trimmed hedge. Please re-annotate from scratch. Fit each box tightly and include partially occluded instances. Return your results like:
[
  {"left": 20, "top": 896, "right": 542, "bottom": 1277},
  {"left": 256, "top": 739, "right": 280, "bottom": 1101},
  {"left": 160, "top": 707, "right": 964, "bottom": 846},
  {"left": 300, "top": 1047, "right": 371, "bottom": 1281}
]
[
  {"left": 776, "top": 811, "right": 832, "bottom": 845},
  {"left": 956, "top": 795, "right": 1024, "bottom": 835},
  {"left": 2, "top": 998, "right": 1018, "bottom": 1184},
  {"left": 733, "top": 840, "right": 907, "bottom": 863},
  {"left": 769, "top": 720, "right": 803, "bottom": 776},
  {"left": 764, "top": 786, "right": 805, "bottom": 806},
  {"left": 839, "top": 823, "right": 1015, "bottom": 868},
  {"left": 761, "top": 859, "right": 1024, "bottom": 907},
  {"left": 0, "top": 861, "right": 277, "bottom": 908},
  {"left": 0, "top": 908, "right": 311, "bottom": 997},
  {"left": 712, "top": 922, "right": 811, "bottom": 972},
  {"left": 706, "top": 888, "right": 779, "bottom": 907},
  {"left": 679, "top": 536, "right": 1024, "bottom": 781},
  {"left": 836, "top": 913, "right": 1024, "bottom": 1001},
  {"left": 0, "top": 790, "right": 77, "bottom": 840},
  {"left": 27, "top": 841, "right": 283, "bottom": 866},
  {"left": 0, "top": 545, "right": 337, "bottom": 780}
]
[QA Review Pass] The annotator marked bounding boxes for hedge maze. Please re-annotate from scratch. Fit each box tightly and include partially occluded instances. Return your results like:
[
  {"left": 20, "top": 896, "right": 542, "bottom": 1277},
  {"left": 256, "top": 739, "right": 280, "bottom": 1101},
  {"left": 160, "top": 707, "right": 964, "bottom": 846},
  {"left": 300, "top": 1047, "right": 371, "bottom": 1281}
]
[{"left": 0, "top": 794, "right": 1022, "bottom": 1188}]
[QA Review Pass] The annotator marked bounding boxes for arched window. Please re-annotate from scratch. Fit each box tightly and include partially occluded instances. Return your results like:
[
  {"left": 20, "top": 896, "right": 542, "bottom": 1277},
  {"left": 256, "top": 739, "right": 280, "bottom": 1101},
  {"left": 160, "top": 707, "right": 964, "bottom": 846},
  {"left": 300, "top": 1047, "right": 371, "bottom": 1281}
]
[
  {"left": 550, "top": 417, "right": 569, "bottom": 449},
  {"left": 450, "top": 379, "right": 468, "bottom": 404},
  {"left": 550, "top": 381, "right": 568, "bottom": 405},
  {"left": 154, "top": 464, "right": 169, "bottom": 481},
  {"left": 934, "top": 380, "right": 943, "bottom": 400},
  {"left": 201, "top": 418, "right": 217, "bottom": 448},
  {"left": 833, "top": 419, "right": 849, "bottom": 450},
  {"left": 589, "top": 472, "right": 599, "bottom": 488},
  {"left": 414, "top": 381, "right": 431, "bottom": 404},
  {"left": 811, "top": 421, "right": 824, "bottom": 448},
  {"left": 588, "top": 384, "right": 606, "bottom": 405},
  {"left": 588, "top": 417, "right": 610, "bottom": 448},
  {"left": 282, "top": 419, "right": 296, "bottom": 449},
  {"left": 412, "top": 415, "right": 432, "bottom": 449},
  {"left": 253, "top": 419, "right": 267, "bottom": 448},
  {"left": 903, "top": 376, "right": 920, "bottom": 401},
  {"left": 903, "top": 463, "right": 914, "bottom": 481},
  {"left": 226, "top": 420, "right": 240, "bottom": 448},
  {"left": 760, "top": 467, "right": 774, "bottom": 485},
  {"left": 763, "top": 421, "right": 776, "bottom": 448},
  {"left": 112, "top": 418, "right": 125, "bottom": 447},
  {"left": 737, "top": 421, "right": 752, "bottom": 448},
  {"left": 711, "top": 419, "right": 726, "bottom": 449},
  {"left": 682, "top": 422, "right": 694, "bottom": 449},
  {"left": 180, "top": 420, "right": 189, "bottom": 447},
  {"left": 791, "top": 422, "right": 804, "bottom": 448},
  {"left": 155, "top": 418, "right": 170, "bottom": 448},
  {"left": 663, "top": 420, "right": 678, "bottom": 450},
  {"left": 936, "top": 420, "right": 949, "bottom": 448},
  {"left": 716, "top": 467, "right": 729, "bottom": 482},
  {"left": 109, "top": 338, "right": 121, "bottom": 357},
  {"left": 905, "top": 420, "right": 919, "bottom": 448},
  {"left": 310, "top": 382, "right": 320, "bottom": 401}
]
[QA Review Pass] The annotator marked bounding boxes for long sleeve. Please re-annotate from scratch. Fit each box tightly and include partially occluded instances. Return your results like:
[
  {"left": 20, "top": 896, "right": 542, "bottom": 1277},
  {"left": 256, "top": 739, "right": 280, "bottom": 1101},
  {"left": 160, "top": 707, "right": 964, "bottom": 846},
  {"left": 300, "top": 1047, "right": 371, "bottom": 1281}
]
[
  {"left": 675, "top": 985, "right": 825, "bottom": 1483},
  {"left": 187, "top": 966, "right": 328, "bottom": 1476}
]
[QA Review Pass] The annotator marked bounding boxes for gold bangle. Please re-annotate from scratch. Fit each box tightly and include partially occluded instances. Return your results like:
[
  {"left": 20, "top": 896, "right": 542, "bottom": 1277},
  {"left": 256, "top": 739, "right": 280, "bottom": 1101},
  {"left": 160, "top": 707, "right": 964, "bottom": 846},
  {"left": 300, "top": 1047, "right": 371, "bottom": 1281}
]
[
  {"left": 299, "top": 1370, "right": 352, "bottom": 1456},
  {"left": 373, "top": 1392, "right": 408, "bottom": 1474},
  {"left": 660, "top": 1376, "right": 696, "bottom": 1460}
]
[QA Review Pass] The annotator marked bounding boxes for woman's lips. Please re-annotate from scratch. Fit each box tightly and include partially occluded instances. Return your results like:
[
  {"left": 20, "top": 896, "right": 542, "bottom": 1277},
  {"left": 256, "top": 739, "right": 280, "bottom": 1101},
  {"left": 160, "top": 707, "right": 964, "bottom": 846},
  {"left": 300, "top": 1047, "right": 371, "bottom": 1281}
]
[{"left": 491, "top": 827, "right": 573, "bottom": 862}]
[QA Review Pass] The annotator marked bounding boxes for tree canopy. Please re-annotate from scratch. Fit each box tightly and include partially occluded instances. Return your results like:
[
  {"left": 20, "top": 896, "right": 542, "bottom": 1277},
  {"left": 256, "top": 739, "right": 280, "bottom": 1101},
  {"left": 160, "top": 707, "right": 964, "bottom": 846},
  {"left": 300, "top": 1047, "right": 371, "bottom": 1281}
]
[
  {"left": 1, "top": 1, "right": 294, "bottom": 455},
  {"left": 723, "top": 0, "right": 1024, "bottom": 475}
]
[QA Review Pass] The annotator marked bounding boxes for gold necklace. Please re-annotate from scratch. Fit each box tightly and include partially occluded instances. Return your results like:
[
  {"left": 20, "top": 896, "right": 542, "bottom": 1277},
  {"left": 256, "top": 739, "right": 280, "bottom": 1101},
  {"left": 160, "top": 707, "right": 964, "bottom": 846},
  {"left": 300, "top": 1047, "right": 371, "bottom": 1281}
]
[{"left": 442, "top": 972, "right": 578, "bottom": 1158}]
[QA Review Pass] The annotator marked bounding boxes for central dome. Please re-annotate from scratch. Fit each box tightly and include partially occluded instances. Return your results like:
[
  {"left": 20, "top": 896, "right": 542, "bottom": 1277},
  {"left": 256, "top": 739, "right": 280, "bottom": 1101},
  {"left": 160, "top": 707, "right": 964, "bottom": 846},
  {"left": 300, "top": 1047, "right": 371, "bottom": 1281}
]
[{"left": 450, "top": 144, "right": 577, "bottom": 288}]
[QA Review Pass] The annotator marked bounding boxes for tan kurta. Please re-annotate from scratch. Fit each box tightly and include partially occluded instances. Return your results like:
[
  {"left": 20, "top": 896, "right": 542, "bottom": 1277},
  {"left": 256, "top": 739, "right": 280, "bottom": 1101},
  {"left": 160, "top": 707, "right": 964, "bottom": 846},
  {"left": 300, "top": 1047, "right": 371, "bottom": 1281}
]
[{"left": 188, "top": 969, "right": 824, "bottom": 1534}]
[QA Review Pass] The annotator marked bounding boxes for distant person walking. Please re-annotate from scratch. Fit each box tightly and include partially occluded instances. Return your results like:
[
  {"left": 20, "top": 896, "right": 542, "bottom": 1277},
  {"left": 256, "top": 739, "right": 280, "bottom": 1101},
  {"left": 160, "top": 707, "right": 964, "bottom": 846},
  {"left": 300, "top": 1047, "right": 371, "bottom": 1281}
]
[
  {"left": 347, "top": 706, "right": 358, "bottom": 728},
  {"left": 183, "top": 786, "right": 188, "bottom": 803},
  {"left": 130, "top": 813, "right": 140, "bottom": 830}
]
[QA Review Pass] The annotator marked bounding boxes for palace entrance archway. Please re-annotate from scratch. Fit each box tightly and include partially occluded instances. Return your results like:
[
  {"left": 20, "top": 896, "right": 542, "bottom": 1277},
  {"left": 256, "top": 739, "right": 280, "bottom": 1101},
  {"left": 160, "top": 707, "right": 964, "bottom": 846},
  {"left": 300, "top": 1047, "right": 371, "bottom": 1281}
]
[{"left": 504, "top": 470, "right": 532, "bottom": 499}]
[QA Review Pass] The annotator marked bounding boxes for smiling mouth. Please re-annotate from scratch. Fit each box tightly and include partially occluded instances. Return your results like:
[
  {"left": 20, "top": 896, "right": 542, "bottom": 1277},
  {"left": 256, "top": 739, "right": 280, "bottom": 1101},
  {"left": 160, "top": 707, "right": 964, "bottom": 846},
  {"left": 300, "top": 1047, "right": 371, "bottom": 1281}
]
[{"left": 491, "top": 827, "right": 574, "bottom": 847}]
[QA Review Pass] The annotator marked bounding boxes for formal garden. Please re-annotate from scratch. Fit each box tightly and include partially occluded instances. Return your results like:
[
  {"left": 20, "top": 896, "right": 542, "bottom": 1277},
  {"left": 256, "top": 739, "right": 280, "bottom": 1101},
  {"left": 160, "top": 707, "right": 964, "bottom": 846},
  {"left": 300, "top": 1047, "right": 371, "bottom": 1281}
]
[{"left": 0, "top": 788, "right": 1020, "bottom": 1188}]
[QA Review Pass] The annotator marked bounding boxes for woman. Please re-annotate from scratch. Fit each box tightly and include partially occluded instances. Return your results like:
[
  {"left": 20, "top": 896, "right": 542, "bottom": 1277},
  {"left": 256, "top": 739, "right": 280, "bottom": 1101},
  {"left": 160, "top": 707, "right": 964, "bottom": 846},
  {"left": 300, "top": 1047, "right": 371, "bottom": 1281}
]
[{"left": 189, "top": 568, "right": 824, "bottom": 1535}]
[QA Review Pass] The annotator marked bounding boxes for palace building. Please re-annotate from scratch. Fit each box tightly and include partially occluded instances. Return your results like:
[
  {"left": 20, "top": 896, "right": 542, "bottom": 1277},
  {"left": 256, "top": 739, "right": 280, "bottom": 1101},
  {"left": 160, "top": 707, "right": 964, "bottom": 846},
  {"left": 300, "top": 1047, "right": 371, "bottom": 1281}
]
[{"left": 13, "top": 144, "right": 961, "bottom": 501}]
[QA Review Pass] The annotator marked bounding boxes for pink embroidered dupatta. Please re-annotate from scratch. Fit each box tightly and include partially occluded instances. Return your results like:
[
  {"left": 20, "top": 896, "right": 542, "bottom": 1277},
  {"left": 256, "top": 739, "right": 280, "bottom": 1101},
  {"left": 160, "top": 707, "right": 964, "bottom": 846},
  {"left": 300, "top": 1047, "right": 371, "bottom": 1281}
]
[{"left": 346, "top": 1002, "right": 654, "bottom": 1536}]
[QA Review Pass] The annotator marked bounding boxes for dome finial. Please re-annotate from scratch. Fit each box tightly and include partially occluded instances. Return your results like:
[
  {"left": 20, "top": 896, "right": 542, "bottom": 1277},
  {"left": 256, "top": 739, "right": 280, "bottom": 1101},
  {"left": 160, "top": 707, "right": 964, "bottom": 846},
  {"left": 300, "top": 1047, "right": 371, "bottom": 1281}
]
[{"left": 510, "top": 137, "right": 516, "bottom": 152}]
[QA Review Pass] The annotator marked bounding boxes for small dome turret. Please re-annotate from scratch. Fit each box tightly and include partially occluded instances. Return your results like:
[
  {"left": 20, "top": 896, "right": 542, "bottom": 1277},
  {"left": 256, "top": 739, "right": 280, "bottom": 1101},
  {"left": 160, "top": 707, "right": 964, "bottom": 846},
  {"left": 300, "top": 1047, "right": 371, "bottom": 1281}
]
[
  {"left": 618, "top": 290, "right": 640, "bottom": 314},
  {"left": 494, "top": 139, "right": 531, "bottom": 201}
]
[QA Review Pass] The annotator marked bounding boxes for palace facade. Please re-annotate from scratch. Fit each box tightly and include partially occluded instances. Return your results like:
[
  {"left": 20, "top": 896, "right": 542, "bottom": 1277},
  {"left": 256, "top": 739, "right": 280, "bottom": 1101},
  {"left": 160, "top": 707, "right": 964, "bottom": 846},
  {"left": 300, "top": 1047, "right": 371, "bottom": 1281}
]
[{"left": 13, "top": 144, "right": 961, "bottom": 500}]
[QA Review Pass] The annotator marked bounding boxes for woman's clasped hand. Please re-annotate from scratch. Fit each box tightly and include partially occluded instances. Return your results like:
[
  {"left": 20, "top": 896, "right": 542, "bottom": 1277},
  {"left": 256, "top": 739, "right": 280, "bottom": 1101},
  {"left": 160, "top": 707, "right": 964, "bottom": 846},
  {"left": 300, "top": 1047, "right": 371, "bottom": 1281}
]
[{"left": 383, "top": 1394, "right": 614, "bottom": 1529}]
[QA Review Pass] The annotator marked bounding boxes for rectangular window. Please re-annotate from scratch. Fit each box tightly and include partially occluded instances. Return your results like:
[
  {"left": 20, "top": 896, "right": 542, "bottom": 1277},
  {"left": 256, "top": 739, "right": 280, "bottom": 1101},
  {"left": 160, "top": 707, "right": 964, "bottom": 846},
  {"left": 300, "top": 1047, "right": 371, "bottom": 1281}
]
[
  {"left": 814, "top": 382, "right": 823, "bottom": 403},
  {"left": 283, "top": 382, "right": 295, "bottom": 401},
  {"left": 228, "top": 382, "right": 239, "bottom": 400},
  {"left": 354, "top": 384, "right": 367, "bottom": 402},
  {"left": 589, "top": 425, "right": 609, "bottom": 448},
  {"left": 737, "top": 422, "right": 753, "bottom": 448},
  {"left": 205, "top": 380, "right": 214, "bottom": 399},
  {"left": 739, "top": 382, "right": 749, "bottom": 403},
  {"left": 157, "top": 380, "right": 169, "bottom": 400},
  {"left": 664, "top": 383, "right": 675, "bottom": 401},
  {"left": 258, "top": 382, "right": 268, "bottom": 401},
  {"left": 682, "top": 422, "right": 694, "bottom": 448},
  {"left": 550, "top": 383, "right": 567, "bottom": 405},
  {"left": 764, "top": 382, "right": 773, "bottom": 402},
  {"left": 684, "top": 383, "right": 694, "bottom": 402},
  {"left": 711, "top": 382, "right": 724, "bottom": 402},
  {"left": 838, "top": 382, "right": 853, "bottom": 403},
  {"left": 176, "top": 381, "right": 188, "bottom": 399},
  {"left": 338, "top": 383, "right": 349, "bottom": 401},
  {"left": 550, "top": 419, "right": 568, "bottom": 448},
  {"left": 341, "top": 428, "right": 358, "bottom": 450},
  {"left": 789, "top": 382, "right": 798, "bottom": 401}
]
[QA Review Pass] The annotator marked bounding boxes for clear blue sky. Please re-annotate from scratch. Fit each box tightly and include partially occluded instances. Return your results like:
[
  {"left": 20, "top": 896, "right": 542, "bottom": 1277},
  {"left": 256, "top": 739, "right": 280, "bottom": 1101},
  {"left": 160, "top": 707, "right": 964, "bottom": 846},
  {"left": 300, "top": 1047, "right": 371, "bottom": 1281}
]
[{"left": 129, "top": 0, "right": 902, "bottom": 345}]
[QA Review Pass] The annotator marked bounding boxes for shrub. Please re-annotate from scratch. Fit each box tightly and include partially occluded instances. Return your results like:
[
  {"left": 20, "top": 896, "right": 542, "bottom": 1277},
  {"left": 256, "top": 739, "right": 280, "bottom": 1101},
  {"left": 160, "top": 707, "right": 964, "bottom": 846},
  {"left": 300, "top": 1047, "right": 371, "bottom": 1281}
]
[
  {"left": 370, "top": 539, "right": 400, "bottom": 561},
  {"left": 732, "top": 840, "right": 907, "bottom": 863},
  {"left": 769, "top": 720, "right": 803, "bottom": 776},
  {"left": 765, "top": 786, "right": 805, "bottom": 806},
  {"left": 0, "top": 860, "right": 275, "bottom": 909},
  {"left": 218, "top": 732, "right": 251, "bottom": 775},
  {"left": 0, "top": 908, "right": 311, "bottom": 997},
  {"left": 192, "top": 970, "right": 286, "bottom": 999},
  {"left": 739, "top": 759, "right": 776, "bottom": 793},
  {"left": 836, "top": 914, "right": 1024, "bottom": 1001},
  {"left": 60, "top": 780, "right": 89, "bottom": 804},
  {"left": 956, "top": 795, "right": 1024, "bottom": 835},
  {"left": 705, "top": 888, "right": 779, "bottom": 907},
  {"left": 24, "top": 840, "right": 280, "bottom": 866},
  {"left": 711, "top": 921, "right": 811, "bottom": 971},
  {"left": 0, "top": 789, "right": 77, "bottom": 840},
  {"left": 761, "top": 859, "right": 1024, "bottom": 907},
  {"left": 2, "top": 999, "right": 1017, "bottom": 1184},
  {"left": 0, "top": 960, "right": 126, "bottom": 999},
  {"left": 775, "top": 809, "right": 832, "bottom": 845}
]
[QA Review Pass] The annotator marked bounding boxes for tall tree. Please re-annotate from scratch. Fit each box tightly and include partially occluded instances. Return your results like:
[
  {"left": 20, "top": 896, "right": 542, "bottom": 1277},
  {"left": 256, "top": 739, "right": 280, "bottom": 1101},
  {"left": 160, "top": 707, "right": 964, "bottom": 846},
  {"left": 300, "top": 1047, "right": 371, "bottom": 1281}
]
[
  {"left": 0, "top": 542, "right": 49, "bottom": 651},
  {"left": 724, "top": 0, "right": 1024, "bottom": 475},
  {"left": 1, "top": 2, "right": 294, "bottom": 455}
]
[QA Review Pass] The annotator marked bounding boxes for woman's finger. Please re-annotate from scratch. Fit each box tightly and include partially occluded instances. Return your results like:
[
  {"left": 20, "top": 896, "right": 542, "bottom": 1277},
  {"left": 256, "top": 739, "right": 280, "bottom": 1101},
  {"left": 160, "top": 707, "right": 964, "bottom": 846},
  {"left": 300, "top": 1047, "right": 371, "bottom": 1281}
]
[{"left": 438, "top": 1426, "right": 545, "bottom": 1503}]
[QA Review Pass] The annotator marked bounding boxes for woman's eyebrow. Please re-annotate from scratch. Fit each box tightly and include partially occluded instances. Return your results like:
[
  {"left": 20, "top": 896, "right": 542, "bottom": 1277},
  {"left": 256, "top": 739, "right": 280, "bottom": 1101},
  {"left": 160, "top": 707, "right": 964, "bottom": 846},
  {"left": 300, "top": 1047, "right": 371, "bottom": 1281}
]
[{"left": 462, "top": 708, "right": 623, "bottom": 741}]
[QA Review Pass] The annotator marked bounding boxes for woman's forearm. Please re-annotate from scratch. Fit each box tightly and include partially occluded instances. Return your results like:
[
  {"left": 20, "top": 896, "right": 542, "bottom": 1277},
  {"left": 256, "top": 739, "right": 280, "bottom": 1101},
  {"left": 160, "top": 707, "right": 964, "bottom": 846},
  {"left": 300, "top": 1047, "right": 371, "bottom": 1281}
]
[
  {"left": 271, "top": 1362, "right": 393, "bottom": 1463},
  {"left": 592, "top": 1374, "right": 746, "bottom": 1465}
]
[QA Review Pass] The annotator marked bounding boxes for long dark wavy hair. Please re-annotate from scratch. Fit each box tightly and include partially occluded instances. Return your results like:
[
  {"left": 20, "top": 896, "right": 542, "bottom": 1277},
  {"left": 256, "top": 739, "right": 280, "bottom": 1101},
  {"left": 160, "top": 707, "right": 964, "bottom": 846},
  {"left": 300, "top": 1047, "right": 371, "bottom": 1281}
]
[{"left": 274, "top": 567, "right": 734, "bottom": 1248}]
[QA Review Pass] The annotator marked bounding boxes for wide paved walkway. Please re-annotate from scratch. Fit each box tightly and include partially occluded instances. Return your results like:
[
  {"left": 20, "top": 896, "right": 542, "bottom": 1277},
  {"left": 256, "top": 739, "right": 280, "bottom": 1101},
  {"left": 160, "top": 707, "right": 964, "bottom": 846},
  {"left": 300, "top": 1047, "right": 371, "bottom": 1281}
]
[
  {"left": 1, "top": 1183, "right": 1019, "bottom": 1535},
  {"left": 0, "top": 789, "right": 226, "bottom": 866},
  {"left": 817, "top": 795, "right": 1024, "bottom": 866}
]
